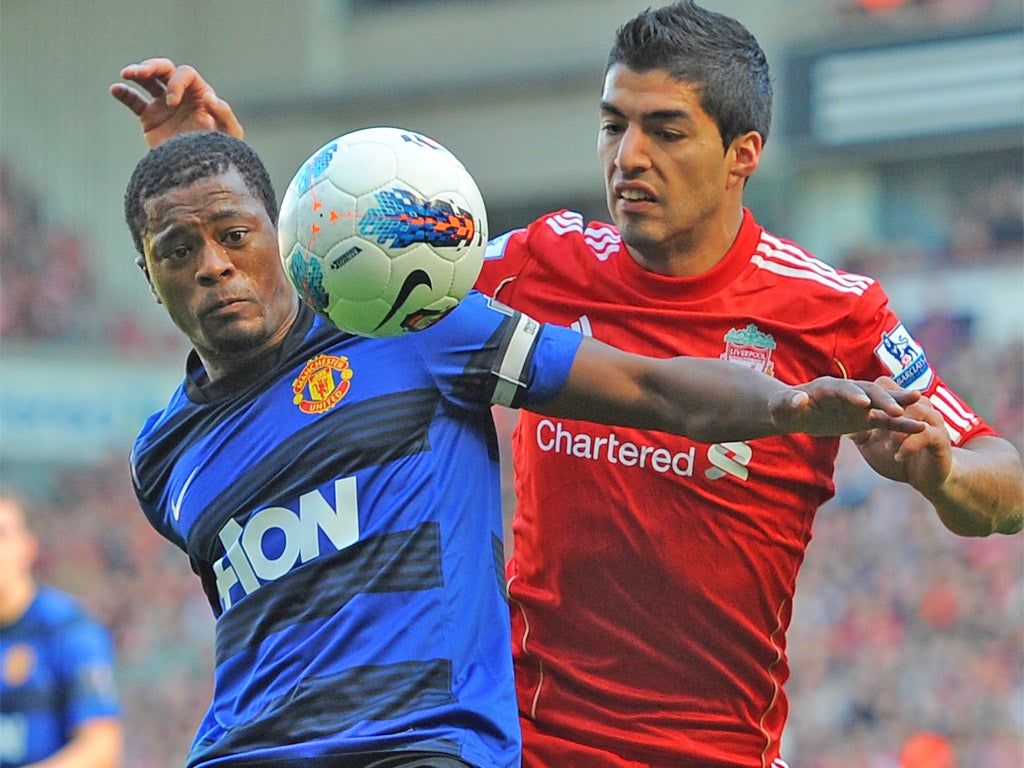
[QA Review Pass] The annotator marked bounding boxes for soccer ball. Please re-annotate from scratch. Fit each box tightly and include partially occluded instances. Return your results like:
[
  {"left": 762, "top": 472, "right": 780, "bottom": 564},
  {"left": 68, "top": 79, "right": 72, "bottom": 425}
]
[{"left": 278, "top": 127, "right": 487, "bottom": 337}]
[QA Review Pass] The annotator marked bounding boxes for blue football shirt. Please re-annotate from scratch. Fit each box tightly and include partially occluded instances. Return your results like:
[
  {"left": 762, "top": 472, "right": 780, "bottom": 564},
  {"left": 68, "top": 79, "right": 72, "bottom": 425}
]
[
  {"left": 0, "top": 587, "right": 121, "bottom": 767},
  {"left": 129, "top": 292, "right": 581, "bottom": 768}
]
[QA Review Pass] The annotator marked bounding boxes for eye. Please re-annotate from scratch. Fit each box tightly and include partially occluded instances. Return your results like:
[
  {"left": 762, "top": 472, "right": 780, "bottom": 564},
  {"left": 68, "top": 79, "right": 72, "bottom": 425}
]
[
  {"left": 600, "top": 121, "right": 625, "bottom": 136},
  {"left": 223, "top": 229, "right": 247, "bottom": 246},
  {"left": 656, "top": 128, "right": 685, "bottom": 142},
  {"left": 164, "top": 244, "right": 192, "bottom": 262}
]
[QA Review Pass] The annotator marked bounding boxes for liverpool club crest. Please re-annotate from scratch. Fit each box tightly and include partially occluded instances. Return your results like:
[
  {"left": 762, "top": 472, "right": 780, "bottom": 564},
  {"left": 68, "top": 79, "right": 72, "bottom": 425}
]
[{"left": 720, "top": 324, "right": 776, "bottom": 376}]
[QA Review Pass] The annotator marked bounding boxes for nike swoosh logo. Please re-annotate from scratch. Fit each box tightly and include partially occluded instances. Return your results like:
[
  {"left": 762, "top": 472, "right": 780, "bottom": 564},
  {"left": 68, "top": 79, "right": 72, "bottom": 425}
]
[
  {"left": 375, "top": 268, "right": 433, "bottom": 331},
  {"left": 171, "top": 466, "right": 200, "bottom": 521}
]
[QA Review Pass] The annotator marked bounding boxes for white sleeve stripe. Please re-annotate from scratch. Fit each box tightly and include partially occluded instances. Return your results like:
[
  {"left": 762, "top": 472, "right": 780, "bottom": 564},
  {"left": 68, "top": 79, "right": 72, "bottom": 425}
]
[
  {"left": 930, "top": 387, "right": 974, "bottom": 427},
  {"left": 759, "top": 232, "right": 875, "bottom": 289},
  {"left": 750, "top": 255, "right": 869, "bottom": 295},
  {"left": 929, "top": 392, "right": 973, "bottom": 431},
  {"left": 492, "top": 312, "right": 540, "bottom": 407},
  {"left": 934, "top": 384, "right": 976, "bottom": 422}
]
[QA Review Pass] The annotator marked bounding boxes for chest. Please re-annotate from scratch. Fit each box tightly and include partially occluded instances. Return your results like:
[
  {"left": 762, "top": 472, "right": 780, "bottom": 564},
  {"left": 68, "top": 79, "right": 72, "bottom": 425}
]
[
  {"left": 512, "top": 253, "right": 850, "bottom": 382},
  {"left": 138, "top": 345, "right": 443, "bottom": 555}
]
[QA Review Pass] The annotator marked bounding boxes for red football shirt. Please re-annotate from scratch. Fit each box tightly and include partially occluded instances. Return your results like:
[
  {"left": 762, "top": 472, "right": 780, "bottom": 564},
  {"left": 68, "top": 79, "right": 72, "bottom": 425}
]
[{"left": 475, "top": 209, "right": 996, "bottom": 768}]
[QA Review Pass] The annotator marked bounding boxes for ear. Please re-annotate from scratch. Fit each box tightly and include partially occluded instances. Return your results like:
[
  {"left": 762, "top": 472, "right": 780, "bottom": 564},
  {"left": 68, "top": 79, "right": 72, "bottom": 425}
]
[
  {"left": 135, "top": 254, "right": 162, "bottom": 305},
  {"left": 728, "top": 131, "right": 763, "bottom": 189}
]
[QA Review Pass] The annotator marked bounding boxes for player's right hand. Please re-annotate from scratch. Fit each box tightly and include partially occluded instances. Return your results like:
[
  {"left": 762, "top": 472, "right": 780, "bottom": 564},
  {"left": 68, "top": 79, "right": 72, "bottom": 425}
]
[{"left": 110, "top": 58, "right": 244, "bottom": 148}]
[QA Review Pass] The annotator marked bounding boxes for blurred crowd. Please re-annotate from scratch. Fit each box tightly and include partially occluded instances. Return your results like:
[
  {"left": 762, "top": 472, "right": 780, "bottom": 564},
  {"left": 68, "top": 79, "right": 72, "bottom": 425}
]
[
  {"left": 2, "top": 154, "right": 1022, "bottom": 765},
  {"left": 785, "top": 440, "right": 1023, "bottom": 766},
  {"left": 0, "top": 161, "right": 97, "bottom": 343},
  {"left": 0, "top": 160, "right": 185, "bottom": 354},
  {"left": 22, "top": 461, "right": 215, "bottom": 766}
]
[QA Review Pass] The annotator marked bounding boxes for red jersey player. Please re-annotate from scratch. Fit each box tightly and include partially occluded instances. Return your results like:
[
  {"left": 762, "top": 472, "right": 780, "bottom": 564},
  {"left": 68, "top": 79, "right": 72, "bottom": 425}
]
[{"left": 473, "top": 4, "right": 1023, "bottom": 767}]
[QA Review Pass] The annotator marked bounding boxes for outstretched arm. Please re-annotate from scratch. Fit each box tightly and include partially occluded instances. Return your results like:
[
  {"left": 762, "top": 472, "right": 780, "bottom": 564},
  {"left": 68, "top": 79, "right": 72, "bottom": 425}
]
[
  {"left": 110, "top": 58, "right": 244, "bottom": 148},
  {"left": 530, "top": 336, "right": 924, "bottom": 444},
  {"left": 850, "top": 379, "right": 1024, "bottom": 536}
]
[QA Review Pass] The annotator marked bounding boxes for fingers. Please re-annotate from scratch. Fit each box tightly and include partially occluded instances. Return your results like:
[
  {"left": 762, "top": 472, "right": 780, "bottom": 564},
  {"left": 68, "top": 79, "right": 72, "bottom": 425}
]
[
  {"left": 206, "top": 94, "right": 245, "bottom": 139},
  {"left": 785, "top": 390, "right": 810, "bottom": 409},
  {"left": 849, "top": 379, "right": 922, "bottom": 415},
  {"left": 119, "top": 58, "right": 176, "bottom": 98},
  {"left": 110, "top": 58, "right": 176, "bottom": 114},
  {"left": 865, "top": 412, "right": 927, "bottom": 435},
  {"left": 108, "top": 83, "right": 148, "bottom": 116},
  {"left": 848, "top": 429, "right": 873, "bottom": 446},
  {"left": 887, "top": 388, "right": 922, "bottom": 407},
  {"left": 117, "top": 59, "right": 201, "bottom": 108},
  {"left": 163, "top": 64, "right": 207, "bottom": 107},
  {"left": 799, "top": 378, "right": 869, "bottom": 407}
]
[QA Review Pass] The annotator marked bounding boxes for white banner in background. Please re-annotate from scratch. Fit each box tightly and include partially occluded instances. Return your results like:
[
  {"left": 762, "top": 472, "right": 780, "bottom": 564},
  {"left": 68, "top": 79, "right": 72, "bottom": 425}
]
[{"left": 0, "top": 353, "right": 181, "bottom": 465}]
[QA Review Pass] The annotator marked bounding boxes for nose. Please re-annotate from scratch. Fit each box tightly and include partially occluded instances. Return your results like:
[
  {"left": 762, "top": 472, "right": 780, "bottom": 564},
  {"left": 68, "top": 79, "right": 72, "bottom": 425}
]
[
  {"left": 195, "top": 241, "right": 235, "bottom": 284},
  {"left": 615, "top": 125, "right": 651, "bottom": 173}
]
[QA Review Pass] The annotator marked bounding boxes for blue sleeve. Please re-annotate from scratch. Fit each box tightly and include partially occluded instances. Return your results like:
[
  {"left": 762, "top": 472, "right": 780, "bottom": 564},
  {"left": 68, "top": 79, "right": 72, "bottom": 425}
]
[
  {"left": 518, "top": 321, "right": 582, "bottom": 407},
  {"left": 57, "top": 615, "right": 122, "bottom": 725},
  {"left": 411, "top": 290, "right": 582, "bottom": 411}
]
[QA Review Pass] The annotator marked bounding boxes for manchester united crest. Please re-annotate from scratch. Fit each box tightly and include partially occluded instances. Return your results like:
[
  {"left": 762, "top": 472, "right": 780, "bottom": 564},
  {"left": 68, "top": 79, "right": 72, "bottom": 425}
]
[
  {"left": 293, "top": 354, "right": 353, "bottom": 414},
  {"left": 2, "top": 644, "right": 35, "bottom": 687}
]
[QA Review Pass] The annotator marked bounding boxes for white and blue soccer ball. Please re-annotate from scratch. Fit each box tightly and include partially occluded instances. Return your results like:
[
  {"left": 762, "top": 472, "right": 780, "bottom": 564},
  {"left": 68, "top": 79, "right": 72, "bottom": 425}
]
[{"left": 278, "top": 127, "right": 487, "bottom": 337}]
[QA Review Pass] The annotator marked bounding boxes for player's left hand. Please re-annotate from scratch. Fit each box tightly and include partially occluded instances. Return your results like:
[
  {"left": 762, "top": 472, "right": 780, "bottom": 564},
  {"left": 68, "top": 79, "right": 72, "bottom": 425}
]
[
  {"left": 771, "top": 376, "right": 926, "bottom": 438},
  {"left": 848, "top": 377, "right": 952, "bottom": 495},
  {"left": 110, "top": 58, "right": 244, "bottom": 148}
]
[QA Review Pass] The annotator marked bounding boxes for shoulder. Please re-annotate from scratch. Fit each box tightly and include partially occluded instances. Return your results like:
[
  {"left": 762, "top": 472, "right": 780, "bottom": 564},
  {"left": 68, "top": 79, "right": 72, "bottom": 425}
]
[
  {"left": 534, "top": 210, "right": 621, "bottom": 260},
  {"left": 31, "top": 585, "right": 83, "bottom": 623},
  {"left": 750, "top": 226, "right": 883, "bottom": 302},
  {"left": 25, "top": 587, "right": 106, "bottom": 643},
  {"left": 488, "top": 210, "right": 620, "bottom": 262},
  {"left": 479, "top": 211, "right": 621, "bottom": 301}
]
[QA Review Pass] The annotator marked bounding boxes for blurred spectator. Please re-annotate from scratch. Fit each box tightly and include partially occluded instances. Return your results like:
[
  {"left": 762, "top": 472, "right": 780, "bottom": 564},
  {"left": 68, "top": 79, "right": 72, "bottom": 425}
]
[{"left": 0, "top": 486, "right": 123, "bottom": 768}]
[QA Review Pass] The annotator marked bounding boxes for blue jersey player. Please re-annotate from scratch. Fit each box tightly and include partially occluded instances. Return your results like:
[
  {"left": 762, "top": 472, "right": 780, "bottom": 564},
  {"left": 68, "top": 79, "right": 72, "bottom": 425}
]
[
  {"left": 121, "top": 130, "right": 923, "bottom": 768},
  {"left": 0, "top": 491, "right": 122, "bottom": 768}
]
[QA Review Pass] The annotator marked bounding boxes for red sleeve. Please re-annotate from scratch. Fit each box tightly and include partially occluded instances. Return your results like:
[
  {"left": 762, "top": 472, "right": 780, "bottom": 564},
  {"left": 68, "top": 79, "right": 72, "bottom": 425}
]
[{"left": 836, "top": 281, "right": 999, "bottom": 445}]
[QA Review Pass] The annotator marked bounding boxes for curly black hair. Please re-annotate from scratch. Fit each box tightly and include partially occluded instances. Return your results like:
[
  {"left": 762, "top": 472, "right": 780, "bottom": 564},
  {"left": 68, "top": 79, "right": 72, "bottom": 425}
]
[
  {"left": 606, "top": 1, "right": 773, "bottom": 151},
  {"left": 124, "top": 130, "right": 278, "bottom": 256}
]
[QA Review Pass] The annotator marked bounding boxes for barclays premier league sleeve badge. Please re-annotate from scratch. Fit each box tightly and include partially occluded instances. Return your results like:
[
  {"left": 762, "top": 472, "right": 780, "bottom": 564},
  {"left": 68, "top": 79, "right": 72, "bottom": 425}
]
[{"left": 874, "top": 323, "right": 934, "bottom": 390}]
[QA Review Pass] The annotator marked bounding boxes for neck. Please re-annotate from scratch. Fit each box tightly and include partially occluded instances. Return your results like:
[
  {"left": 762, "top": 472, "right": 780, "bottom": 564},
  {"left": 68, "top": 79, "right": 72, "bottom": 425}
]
[
  {"left": 0, "top": 577, "right": 37, "bottom": 625},
  {"left": 201, "top": 298, "right": 301, "bottom": 384},
  {"left": 628, "top": 206, "right": 746, "bottom": 278}
]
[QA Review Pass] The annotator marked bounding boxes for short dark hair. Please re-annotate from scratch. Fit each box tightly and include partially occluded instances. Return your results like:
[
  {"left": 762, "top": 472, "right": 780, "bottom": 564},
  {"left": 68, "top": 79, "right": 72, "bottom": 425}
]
[
  {"left": 606, "top": 1, "right": 773, "bottom": 150},
  {"left": 124, "top": 131, "right": 278, "bottom": 255}
]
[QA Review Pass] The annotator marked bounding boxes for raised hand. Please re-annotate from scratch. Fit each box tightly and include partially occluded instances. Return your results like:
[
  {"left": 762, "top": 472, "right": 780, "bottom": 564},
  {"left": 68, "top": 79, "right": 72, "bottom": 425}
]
[{"left": 110, "top": 58, "right": 244, "bottom": 148}]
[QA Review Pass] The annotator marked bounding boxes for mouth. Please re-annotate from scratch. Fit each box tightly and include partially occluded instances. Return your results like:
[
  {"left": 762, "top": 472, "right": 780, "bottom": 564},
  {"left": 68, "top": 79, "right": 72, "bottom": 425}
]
[
  {"left": 202, "top": 296, "right": 251, "bottom": 318},
  {"left": 614, "top": 182, "right": 656, "bottom": 206}
]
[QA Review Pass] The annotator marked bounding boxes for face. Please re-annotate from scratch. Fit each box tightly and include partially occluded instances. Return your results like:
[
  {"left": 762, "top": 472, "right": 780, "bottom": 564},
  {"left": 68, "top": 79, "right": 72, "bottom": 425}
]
[
  {"left": 0, "top": 497, "right": 37, "bottom": 592},
  {"left": 139, "top": 167, "right": 298, "bottom": 379},
  {"left": 598, "top": 64, "right": 761, "bottom": 275}
]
